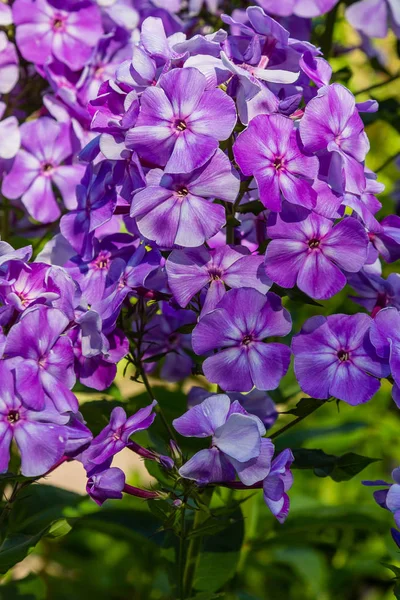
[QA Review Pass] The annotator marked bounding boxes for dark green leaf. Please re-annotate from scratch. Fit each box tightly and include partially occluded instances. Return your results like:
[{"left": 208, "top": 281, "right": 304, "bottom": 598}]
[
  {"left": 382, "top": 562, "right": 400, "bottom": 578},
  {"left": 286, "top": 398, "right": 325, "bottom": 417},
  {"left": 395, "top": 581, "right": 400, "bottom": 600},
  {"left": 176, "top": 323, "right": 196, "bottom": 335},
  {"left": 271, "top": 284, "right": 323, "bottom": 306},
  {"left": 292, "top": 449, "right": 379, "bottom": 481},
  {"left": 187, "top": 594, "right": 225, "bottom": 600},
  {"left": 79, "top": 400, "right": 124, "bottom": 436},
  {"left": 193, "top": 507, "right": 244, "bottom": 593}
]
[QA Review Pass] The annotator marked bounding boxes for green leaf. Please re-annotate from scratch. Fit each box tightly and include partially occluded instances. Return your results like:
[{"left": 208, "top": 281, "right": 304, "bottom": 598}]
[
  {"left": 395, "top": 581, "right": 400, "bottom": 600},
  {"left": 75, "top": 508, "right": 165, "bottom": 547},
  {"left": 292, "top": 449, "right": 379, "bottom": 481},
  {"left": 382, "top": 562, "right": 400, "bottom": 578},
  {"left": 329, "top": 452, "right": 380, "bottom": 482},
  {"left": 0, "top": 575, "right": 46, "bottom": 599},
  {"left": 286, "top": 398, "right": 325, "bottom": 418},
  {"left": 271, "top": 284, "right": 323, "bottom": 306},
  {"left": 0, "top": 485, "right": 84, "bottom": 574},
  {"left": 176, "top": 323, "right": 196, "bottom": 335},
  {"left": 193, "top": 507, "right": 244, "bottom": 593}
]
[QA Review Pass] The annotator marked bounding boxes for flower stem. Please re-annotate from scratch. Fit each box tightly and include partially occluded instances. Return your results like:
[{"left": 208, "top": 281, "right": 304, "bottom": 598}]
[
  {"left": 139, "top": 366, "right": 179, "bottom": 446},
  {"left": 320, "top": 2, "right": 339, "bottom": 59},
  {"left": 183, "top": 488, "right": 213, "bottom": 597},
  {"left": 178, "top": 502, "right": 187, "bottom": 600},
  {"left": 354, "top": 73, "right": 400, "bottom": 96},
  {"left": 269, "top": 400, "right": 327, "bottom": 440}
]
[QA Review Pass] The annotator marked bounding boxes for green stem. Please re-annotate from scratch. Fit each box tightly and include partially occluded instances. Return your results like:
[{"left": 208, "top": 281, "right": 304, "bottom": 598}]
[
  {"left": 139, "top": 366, "right": 179, "bottom": 445},
  {"left": 178, "top": 503, "right": 187, "bottom": 600},
  {"left": 1, "top": 197, "right": 10, "bottom": 243},
  {"left": 354, "top": 72, "right": 400, "bottom": 96},
  {"left": 183, "top": 488, "right": 213, "bottom": 598},
  {"left": 320, "top": 2, "right": 339, "bottom": 59},
  {"left": 375, "top": 152, "right": 400, "bottom": 173},
  {"left": 270, "top": 400, "right": 327, "bottom": 440}
]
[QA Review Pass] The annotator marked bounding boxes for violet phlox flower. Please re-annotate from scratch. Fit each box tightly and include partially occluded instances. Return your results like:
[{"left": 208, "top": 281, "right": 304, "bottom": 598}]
[
  {"left": 233, "top": 113, "right": 319, "bottom": 211},
  {"left": 264, "top": 213, "right": 368, "bottom": 300},
  {"left": 166, "top": 244, "right": 271, "bottom": 316},
  {"left": 187, "top": 386, "right": 278, "bottom": 429},
  {"left": 263, "top": 448, "right": 294, "bottom": 523},
  {"left": 13, "top": 0, "right": 103, "bottom": 71},
  {"left": 80, "top": 401, "right": 157, "bottom": 475},
  {"left": 299, "top": 84, "right": 370, "bottom": 195},
  {"left": 292, "top": 313, "right": 390, "bottom": 405},
  {"left": 4, "top": 305, "right": 78, "bottom": 413},
  {"left": 130, "top": 149, "right": 239, "bottom": 248},
  {"left": 0, "top": 31, "right": 19, "bottom": 95},
  {"left": 345, "top": 0, "right": 400, "bottom": 39},
  {"left": 2, "top": 117, "right": 85, "bottom": 223},
  {"left": 126, "top": 67, "right": 237, "bottom": 174},
  {"left": 60, "top": 161, "right": 117, "bottom": 261},
  {"left": 173, "top": 394, "right": 274, "bottom": 485},
  {"left": 255, "top": 0, "right": 339, "bottom": 17},
  {"left": 0, "top": 361, "right": 70, "bottom": 477},
  {"left": 370, "top": 307, "right": 400, "bottom": 406},
  {"left": 362, "top": 467, "right": 400, "bottom": 527},
  {"left": 192, "top": 288, "right": 292, "bottom": 392}
]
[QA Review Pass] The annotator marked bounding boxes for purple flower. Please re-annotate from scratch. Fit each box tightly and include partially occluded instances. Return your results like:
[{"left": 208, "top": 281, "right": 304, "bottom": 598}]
[
  {"left": 0, "top": 361, "right": 68, "bottom": 477},
  {"left": 86, "top": 467, "right": 125, "bottom": 506},
  {"left": 4, "top": 305, "right": 78, "bottom": 413},
  {"left": 0, "top": 103, "right": 20, "bottom": 160},
  {"left": 265, "top": 214, "right": 368, "bottom": 299},
  {"left": 292, "top": 314, "right": 390, "bottom": 405},
  {"left": 263, "top": 449, "right": 294, "bottom": 523},
  {"left": 362, "top": 468, "right": 400, "bottom": 527},
  {"left": 256, "top": 0, "right": 339, "bottom": 17},
  {"left": 0, "top": 242, "right": 31, "bottom": 271},
  {"left": 126, "top": 67, "right": 237, "bottom": 174},
  {"left": 370, "top": 307, "right": 400, "bottom": 405},
  {"left": 173, "top": 394, "right": 274, "bottom": 485},
  {"left": 346, "top": 0, "right": 400, "bottom": 39},
  {"left": 130, "top": 149, "right": 239, "bottom": 248},
  {"left": 0, "top": 32, "right": 19, "bottom": 94},
  {"left": 60, "top": 162, "right": 117, "bottom": 261},
  {"left": 188, "top": 386, "right": 278, "bottom": 429},
  {"left": 139, "top": 303, "right": 197, "bottom": 383},
  {"left": 0, "top": 262, "right": 60, "bottom": 325},
  {"left": 192, "top": 288, "right": 292, "bottom": 392},
  {"left": 81, "top": 402, "right": 157, "bottom": 475},
  {"left": 166, "top": 244, "right": 271, "bottom": 316},
  {"left": 299, "top": 84, "right": 369, "bottom": 195},
  {"left": 70, "top": 327, "right": 129, "bottom": 391},
  {"left": 13, "top": 0, "right": 103, "bottom": 71},
  {"left": 2, "top": 117, "right": 85, "bottom": 223},
  {"left": 369, "top": 216, "right": 400, "bottom": 264},
  {"left": 233, "top": 113, "right": 319, "bottom": 211}
]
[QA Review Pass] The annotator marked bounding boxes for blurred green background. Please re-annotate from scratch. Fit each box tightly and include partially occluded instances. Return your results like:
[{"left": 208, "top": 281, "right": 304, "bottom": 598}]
[{"left": 1, "top": 6, "right": 400, "bottom": 600}]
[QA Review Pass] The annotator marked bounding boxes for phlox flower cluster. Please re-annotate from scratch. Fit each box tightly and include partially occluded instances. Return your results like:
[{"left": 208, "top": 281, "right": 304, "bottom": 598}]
[{"left": 0, "top": 0, "right": 399, "bottom": 533}]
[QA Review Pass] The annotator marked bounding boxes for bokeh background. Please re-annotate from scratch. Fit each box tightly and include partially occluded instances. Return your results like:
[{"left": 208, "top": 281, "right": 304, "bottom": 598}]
[{"left": 1, "top": 5, "right": 400, "bottom": 600}]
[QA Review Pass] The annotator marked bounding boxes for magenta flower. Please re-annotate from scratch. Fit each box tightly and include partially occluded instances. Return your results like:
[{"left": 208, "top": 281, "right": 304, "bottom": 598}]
[
  {"left": 192, "top": 288, "right": 292, "bottom": 392},
  {"left": 233, "top": 113, "right": 319, "bottom": 211},
  {"left": 0, "top": 362, "right": 68, "bottom": 477},
  {"left": 13, "top": 0, "right": 103, "bottom": 71},
  {"left": 265, "top": 214, "right": 368, "bottom": 300},
  {"left": 126, "top": 67, "right": 237, "bottom": 174},
  {"left": 292, "top": 314, "right": 390, "bottom": 405},
  {"left": 4, "top": 305, "right": 77, "bottom": 413},
  {"left": 166, "top": 244, "right": 271, "bottom": 316},
  {"left": 299, "top": 84, "right": 369, "bottom": 195},
  {"left": 130, "top": 150, "right": 239, "bottom": 248},
  {"left": 2, "top": 117, "right": 85, "bottom": 223},
  {"left": 173, "top": 394, "right": 274, "bottom": 485},
  {"left": 0, "top": 102, "right": 20, "bottom": 160}
]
